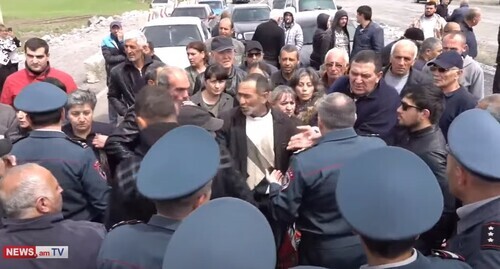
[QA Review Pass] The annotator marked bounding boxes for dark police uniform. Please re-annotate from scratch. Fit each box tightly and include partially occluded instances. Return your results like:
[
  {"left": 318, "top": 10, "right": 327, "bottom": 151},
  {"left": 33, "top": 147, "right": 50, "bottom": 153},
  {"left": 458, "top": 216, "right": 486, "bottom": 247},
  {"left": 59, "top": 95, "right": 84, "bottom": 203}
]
[
  {"left": 268, "top": 127, "right": 386, "bottom": 269},
  {"left": 11, "top": 82, "right": 109, "bottom": 222},
  {"left": 444, "top": 109, "right": 500, "bottom": 269},
  {"left": 0, "top": 213, "right": 106, "bottom": 269},
  {"left": 97, "top": 126, "right": 220, "bottom": 269},
  {"left": 336, "top": 147, "right": 472, "bottom": 269},
  {"left": 163, "top": 197, "right": 276, "bottom": 269}
]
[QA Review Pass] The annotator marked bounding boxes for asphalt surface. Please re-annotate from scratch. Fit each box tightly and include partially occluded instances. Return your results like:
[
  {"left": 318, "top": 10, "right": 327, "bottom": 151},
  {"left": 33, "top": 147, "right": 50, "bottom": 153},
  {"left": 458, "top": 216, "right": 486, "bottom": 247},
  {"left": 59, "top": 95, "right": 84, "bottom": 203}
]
[{"left": 93, "top": 0, "right": 499, "bottom": 121}]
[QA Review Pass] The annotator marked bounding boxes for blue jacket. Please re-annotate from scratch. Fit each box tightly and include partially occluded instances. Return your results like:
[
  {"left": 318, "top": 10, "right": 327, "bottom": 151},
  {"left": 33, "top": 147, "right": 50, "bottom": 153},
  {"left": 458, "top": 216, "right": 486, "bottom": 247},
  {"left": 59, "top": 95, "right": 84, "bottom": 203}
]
[
  {"left": 327, "top": 76, "right": 400, "bottom": 144},
  {"left": 351, "top": 21, "right": 384, "bottom": 58}
]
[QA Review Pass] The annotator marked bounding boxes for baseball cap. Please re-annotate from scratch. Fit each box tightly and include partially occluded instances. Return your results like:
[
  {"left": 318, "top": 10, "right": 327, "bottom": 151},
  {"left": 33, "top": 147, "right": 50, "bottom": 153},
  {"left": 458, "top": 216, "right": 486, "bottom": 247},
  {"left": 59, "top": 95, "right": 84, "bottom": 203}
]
[
  {"left": 178, "top": 104, "right": 224, "bottom": 132},
  {"left": 110, "top": 21, "right": 122, "bottom": 29},
  {"left": 245, "top": 40, "right": 263, "bottom": 53},
  {"left": 211, "top": 36, "right": 234, "bottom": 52},
  {"left": 427, "top": 51, "right": 464, "bottom": 69}
]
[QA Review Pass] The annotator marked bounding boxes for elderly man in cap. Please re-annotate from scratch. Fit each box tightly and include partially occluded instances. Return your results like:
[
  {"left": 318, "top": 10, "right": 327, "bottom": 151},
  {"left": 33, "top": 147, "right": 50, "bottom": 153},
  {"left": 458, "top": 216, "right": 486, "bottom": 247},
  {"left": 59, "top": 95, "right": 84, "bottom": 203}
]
[
  {"left": 10, "top": 82, "right": 109, "bottom": 222},
  {"left": 101, "top": 20, "right": 126, "bottom": 126},
  {"left": 0, "top": 164, "right": 106, "bottom": 269},
  {"left": 336, "top": 146, "right": 472, "bottom": 269},
  {"left": 445, "top": 109, "right": 500, "bottom": 269},
  {"left": 98, "top": 126, "right": 220, "bottom": 269},
  {"left": 381, "top": 27, "right": 425, "bottom": 68},
  {"left": 427, "top": 50, "right": 476, "bottom": 139},
  {"left": 239, "top": 40, "right": 278, "bottom": 74},
  {"left": 192, "top": 36, "right": 247, "bottom": 98},
  {"left": 205, "top": 17, "right": 245, "bottom": 65}
]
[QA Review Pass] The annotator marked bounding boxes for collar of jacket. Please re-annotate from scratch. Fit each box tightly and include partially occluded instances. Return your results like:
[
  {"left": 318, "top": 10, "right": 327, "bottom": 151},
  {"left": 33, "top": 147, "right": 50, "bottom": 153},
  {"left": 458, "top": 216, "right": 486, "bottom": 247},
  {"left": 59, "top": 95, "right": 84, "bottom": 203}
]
[
  {"left": 408, "top": 124, "right": 439, "bottom": 138},
  {"left": 29, "top": 130, "right": 66, "bottom": 138},
  {"left": 318, "top": 127, "right": 358, "bottom": 144},
  {"left": 124, "top": 55, "right": 154, "bottom": 68},
  {"left": 457, "top": 197, "right": 500, "bottom": 234},
  {"left": 135, "top": 122, "right": 179, "bottom": 156},
  {"left": 147, "top": 214, "right": 181, "bottom": 232},
  {"left": 346, "top": 77, "right": 387, "bottom": 100},
  {"left": 25, "top": 63, "right": 51, "bottom": 79},
  {"left": 2, "top": 213, "right": 64, "bottom": 232}
]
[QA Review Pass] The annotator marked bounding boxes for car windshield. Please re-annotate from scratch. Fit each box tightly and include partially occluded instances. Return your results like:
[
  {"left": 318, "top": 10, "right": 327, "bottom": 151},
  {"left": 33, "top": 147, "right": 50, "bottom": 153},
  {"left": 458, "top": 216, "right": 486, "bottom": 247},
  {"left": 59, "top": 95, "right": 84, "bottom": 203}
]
[
  {"left": 200, "top": 1, "right": 222, "bottom": 10},
  {"left": 299, "top": 0, "right": 336, "bottom": 11},
  {"left": 171, "top": 7, "right": 207, "bottom": 19},
  {"left": 296, "top": 19, "right": 316, "bottom": 45},
  {"left": 143, "top": 25, "right": 202, "bottom": 47},
  {"left": 153, "top": 0, "right": 170, "bottom": 3},
  {"left": 273, "top": 0, "right": 286, "bottom": 9},
  {"left": 232, "top": 7, "right": 270, "bottom": 22}
]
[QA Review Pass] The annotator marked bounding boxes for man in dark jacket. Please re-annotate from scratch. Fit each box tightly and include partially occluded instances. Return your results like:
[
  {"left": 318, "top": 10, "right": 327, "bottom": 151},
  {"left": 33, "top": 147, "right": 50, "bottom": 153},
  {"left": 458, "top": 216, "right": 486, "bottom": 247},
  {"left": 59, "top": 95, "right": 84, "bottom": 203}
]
[
  {"left": 319, "top": 10, "right": 350, "bottom": 66},
  {"left": 494, "top": 25, "right": 500, "bottom": 94},
  {"left": 107, "top": 30, "right": 164, "bottom": 116},
  {"left": 437, "top": 0, "right": 452, "bottom": 20},
  {"left": 383, "top": 39, "right": 432, "bottom": 95},
  {"left": 448, "top": 0, "right": 469, "bottom": 23},
  {"left": 309, "top": 13, "right": 329, "bottom": 70},
  {"left": 328, "top": 50, "right": 400, "bottom": 144},
  {"left": 102, "top": 21, "right": 126, "bottom": 125},
  {"left": 252, "top": 9, "right": 285, "bottom": 68},
  {"left": 459, "top": 7, "right": 481, "bottom": 59},
  {"left": 394, "top": 83, "right": 457, "bottom": 255},
  {"left": 351, "top": 5, "right": 384, "bottom": 58}
]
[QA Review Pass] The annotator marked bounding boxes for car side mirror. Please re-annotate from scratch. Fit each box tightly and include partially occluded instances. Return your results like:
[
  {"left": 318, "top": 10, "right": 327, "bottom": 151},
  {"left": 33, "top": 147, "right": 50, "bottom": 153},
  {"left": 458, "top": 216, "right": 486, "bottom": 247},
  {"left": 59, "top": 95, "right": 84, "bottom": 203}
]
[{"left": 337, "top": 5, "right": 342, "bottom": 10}]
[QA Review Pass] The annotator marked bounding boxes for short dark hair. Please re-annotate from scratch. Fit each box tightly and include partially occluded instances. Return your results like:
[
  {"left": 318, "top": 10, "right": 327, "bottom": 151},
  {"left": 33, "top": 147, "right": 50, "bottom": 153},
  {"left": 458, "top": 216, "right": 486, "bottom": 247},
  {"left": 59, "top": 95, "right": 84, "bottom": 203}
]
[
  {"left": 28, "top": 109, "right": 63, "bottom": 128},
  {"left": 425, "top": 1, "right": 437, "bottom": 8},
  {"left": 43, "top": 77, "right": 67, "bottom": 93},
  {"left": 144, "top": 67, "right": 158, "bottom": 82},
  {"left": 204, "top": 63, "right": 229, "bottom": 81},
  {"left": 402, "top": 83, "right": 445, "bottom": 124},
  {"left": 352, "top": 50, "right": 383, "bottom": 73},
  {"left": 247, "top": 61, "right": 272, "bottom": 77},
  {"left": 147, "top": 41, "right": 155, "bottom": 51},
  {"left": 357, "top": 5, "right": 372, "bottom": 20},
  {"left": 289, "top": 67, "right": 324, "bottom": 96},
  {"left": 361, "top": 235, "right": 416, "bottom": 259},
  {"left": 135, "top": 85, "right": 176, "bottom": 122},
  {"left": 280, "top": 44, "right": 299, "bottom": 59},
  {"left": 243, "top": 73, "right": 272, "bottom": 94},
  {"left": 24, "top": 38, "right": 49, "bottom": 55}
]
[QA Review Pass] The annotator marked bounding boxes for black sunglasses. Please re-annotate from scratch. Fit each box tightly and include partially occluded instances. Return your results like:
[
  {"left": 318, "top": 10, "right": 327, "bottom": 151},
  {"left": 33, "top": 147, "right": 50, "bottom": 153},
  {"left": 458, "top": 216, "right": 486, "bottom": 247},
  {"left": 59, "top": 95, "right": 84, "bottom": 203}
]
[
  {"left": 401, "top": 101, "right": 422, "bottom": 111},
  {"left": 429, "top": 65, "right": 450, "bottom": 73},
  {"left": 247, "top": 52, "right": 262, "bottom": 58}
]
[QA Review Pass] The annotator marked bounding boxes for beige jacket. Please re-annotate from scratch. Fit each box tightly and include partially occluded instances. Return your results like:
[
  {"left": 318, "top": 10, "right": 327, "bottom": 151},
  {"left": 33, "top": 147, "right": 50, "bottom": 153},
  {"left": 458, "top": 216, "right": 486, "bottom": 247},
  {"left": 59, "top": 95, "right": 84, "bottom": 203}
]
[{"left": 409, "top": 14, "right": 447, "bottom": 39}]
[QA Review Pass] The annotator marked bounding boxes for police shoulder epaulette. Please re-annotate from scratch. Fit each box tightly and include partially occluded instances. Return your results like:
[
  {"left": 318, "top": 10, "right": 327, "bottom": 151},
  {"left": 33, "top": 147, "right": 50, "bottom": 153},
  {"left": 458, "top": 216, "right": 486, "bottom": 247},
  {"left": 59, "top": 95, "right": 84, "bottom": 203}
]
[
  {"left": 481, "top": 222, "right": 500, "bottom": 250},
  {"left": 109, "top": 220, "right": 144, "bottom": 231},
  {"left": 66, "top": 137, "right": 88, "bottom": 149},
  {"left": 431, "top": 249, "right": 465, "bottom": 261}
]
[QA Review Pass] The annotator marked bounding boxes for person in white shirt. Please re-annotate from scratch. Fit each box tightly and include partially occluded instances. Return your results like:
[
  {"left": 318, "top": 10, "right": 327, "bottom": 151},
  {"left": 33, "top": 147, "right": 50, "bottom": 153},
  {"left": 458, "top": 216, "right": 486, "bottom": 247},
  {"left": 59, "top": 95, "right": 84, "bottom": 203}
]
[{"left": 409, "top": 2, "right": 447, "bottom": 39}]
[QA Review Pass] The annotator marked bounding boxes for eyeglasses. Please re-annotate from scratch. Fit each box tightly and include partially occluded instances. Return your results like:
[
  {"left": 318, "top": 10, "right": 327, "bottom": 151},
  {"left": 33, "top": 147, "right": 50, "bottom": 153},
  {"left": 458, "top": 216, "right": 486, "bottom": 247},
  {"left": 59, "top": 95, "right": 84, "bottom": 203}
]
[
  {"left": 400, "top": 101, "right": 422, "bottom": 111},
  {"left": 429, "top": 65, "right": 450, "bottom": 73},
  {"left": 247, "top": 52, "right": 261, "bottom": 58}
]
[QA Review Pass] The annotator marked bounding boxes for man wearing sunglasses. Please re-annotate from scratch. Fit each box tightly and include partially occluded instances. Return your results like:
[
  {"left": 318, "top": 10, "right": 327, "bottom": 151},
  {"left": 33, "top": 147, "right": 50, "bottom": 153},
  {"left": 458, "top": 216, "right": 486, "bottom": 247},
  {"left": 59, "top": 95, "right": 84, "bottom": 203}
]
[
  {"left": 427, "top": 50, "right": 476, "bottom": 140},
  {"left": 239, "top": 40, "right": 278, "bottom": 74},
  {"left": 395, "top": 83, "right": 456, "bottom": 255}
]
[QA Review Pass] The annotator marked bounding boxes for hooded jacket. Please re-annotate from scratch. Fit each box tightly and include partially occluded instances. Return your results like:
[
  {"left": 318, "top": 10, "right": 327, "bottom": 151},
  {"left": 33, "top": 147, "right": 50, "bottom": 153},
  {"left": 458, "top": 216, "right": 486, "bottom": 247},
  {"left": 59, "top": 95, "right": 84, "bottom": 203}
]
[
  {"left": 309, "top": 13, "right": 330, "bottom": 70},
  {"left": 319, "top": 10, "right": 350, "bottom": 63},
  {"left": 281, "top": 9, "right": 304, "bottom": 50}
]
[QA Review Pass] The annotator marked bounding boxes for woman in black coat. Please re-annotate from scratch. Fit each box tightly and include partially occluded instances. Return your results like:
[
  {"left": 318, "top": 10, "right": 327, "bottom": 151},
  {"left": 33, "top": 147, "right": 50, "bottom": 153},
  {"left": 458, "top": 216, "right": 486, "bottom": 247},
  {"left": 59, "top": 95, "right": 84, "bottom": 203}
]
[{"left": 309, "top": 13, "right": 330, "bottom": 70}]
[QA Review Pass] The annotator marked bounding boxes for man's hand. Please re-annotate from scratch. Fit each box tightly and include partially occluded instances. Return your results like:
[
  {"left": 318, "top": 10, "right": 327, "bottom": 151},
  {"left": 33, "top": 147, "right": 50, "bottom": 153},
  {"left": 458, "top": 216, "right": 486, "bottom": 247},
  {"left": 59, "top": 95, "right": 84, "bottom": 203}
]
[
  {"left": 116, "top": 30, "right": 124, "bottom": 41},
  {"left": 92, "top": 134, "right": 109, "bottom": 149},
  {"left": 287, "top": 125, "right": 322, "bottom": 151},
  {"left": 266, "top": 169, "right": 284, "bottom": 185}
]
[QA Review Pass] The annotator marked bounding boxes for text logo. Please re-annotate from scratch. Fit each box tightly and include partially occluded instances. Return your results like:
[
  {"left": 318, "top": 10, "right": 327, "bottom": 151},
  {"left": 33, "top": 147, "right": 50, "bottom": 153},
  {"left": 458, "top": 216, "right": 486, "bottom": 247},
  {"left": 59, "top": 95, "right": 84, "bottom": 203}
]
[{"left": 3, "top": 246, "right": 68, "bottom": 259}]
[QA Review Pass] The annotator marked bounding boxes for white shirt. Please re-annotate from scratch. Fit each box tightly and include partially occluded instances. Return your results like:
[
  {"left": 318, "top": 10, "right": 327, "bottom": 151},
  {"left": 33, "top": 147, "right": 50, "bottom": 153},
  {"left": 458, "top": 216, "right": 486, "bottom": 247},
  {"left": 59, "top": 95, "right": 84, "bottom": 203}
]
[
  {"left": 420, "top": 16, "right": 437, "bottom": 39},
  {"left": 360, "top": 249, "right": 418, "bottom": 269}
]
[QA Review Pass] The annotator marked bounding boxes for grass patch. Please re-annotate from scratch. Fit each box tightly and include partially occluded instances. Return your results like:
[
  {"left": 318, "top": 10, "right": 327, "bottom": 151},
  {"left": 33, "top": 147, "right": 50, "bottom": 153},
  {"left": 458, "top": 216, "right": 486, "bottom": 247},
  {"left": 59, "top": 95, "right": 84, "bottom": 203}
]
[{"left": 0, "top": 0, "right": 148, "bottom": 38}]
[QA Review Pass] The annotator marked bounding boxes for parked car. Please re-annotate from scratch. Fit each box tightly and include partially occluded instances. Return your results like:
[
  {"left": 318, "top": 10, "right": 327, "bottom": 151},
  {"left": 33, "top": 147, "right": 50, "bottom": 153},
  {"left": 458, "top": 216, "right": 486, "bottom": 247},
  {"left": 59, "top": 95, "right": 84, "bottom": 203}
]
[
  {"left": 198, "top": 0, "right": 226, "bottom": 16},
  {"left": 233, "top": 0, "right": 250, "bottom": 4},
  {"left": 294, "top": 12, "right": 355, "bottom": 67},
  {"left": 142, "top": 17, "right": 210, "bottom": 68},
  {"left": 272, "top": 0, "right": 341, "bottom": 18},
  {"left": 150, "top": 0, "right": 176, "bottom": 9},
  {"left": 171, "top": 4, "right": 217, "bottom": 30},
  {"left": 228, "top": 4, "right": 271, "bottom": 41}
]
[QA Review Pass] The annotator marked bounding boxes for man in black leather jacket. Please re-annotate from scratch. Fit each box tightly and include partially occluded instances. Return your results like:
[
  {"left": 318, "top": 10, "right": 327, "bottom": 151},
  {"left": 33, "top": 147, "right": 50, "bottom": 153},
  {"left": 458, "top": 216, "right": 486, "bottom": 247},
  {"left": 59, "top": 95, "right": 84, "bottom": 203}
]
[{"left": 394, "top": 83, "right": 456, "bottom": 255}]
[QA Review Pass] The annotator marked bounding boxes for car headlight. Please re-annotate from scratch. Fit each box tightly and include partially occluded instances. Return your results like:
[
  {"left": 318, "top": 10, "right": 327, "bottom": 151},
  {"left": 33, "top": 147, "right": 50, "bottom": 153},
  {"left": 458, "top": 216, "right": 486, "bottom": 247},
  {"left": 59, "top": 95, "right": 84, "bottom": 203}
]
[{"left": 236, "top": 33, "right": 244, "bottom": 40}]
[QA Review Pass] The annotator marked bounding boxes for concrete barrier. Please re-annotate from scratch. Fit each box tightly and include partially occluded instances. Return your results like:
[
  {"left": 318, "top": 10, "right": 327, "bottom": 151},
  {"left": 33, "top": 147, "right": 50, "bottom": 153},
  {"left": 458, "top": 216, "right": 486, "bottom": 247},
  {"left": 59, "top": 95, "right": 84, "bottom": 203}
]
[{"left": 84, "top": 52, "right": 105, "bottom": 84}]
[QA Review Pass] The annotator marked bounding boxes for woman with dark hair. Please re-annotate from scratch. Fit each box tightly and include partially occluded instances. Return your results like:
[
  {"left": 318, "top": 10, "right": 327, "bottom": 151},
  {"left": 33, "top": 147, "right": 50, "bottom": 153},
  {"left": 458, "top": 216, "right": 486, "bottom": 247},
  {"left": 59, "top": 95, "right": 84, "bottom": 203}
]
[
  {"left": 185, "top": 41, "right": 208, "bottom": 95},
  {"left": 289, "top": 67, "right": 324, "bottom": 124},
  {"left": 190, "top": 63, "right": 234, "bottom": 117}
]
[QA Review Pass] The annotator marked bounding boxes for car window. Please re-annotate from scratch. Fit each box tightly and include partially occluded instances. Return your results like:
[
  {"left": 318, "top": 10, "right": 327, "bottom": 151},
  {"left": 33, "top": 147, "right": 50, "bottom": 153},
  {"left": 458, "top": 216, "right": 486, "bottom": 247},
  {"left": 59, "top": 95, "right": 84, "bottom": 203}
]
[
  {"left": 298, "top": 0, "right": 336, "bottom": 11},
  {"left": 153, "top": 0, "right": 170, "bottom": 3},
  {"left": 273, "top": 0, "right": 286, "bottom": 9},
  {"left": 200, "top": 1, "right": 223, "bottom": 10},
  {"left": 171, "top": 8, "right": 207, "bottom": 19},
  {"left": 144, "top": 25, "right": 203, "bottom": 47},
  {"left": 232, "top": 8, "right": 270, "bottom": 22}
]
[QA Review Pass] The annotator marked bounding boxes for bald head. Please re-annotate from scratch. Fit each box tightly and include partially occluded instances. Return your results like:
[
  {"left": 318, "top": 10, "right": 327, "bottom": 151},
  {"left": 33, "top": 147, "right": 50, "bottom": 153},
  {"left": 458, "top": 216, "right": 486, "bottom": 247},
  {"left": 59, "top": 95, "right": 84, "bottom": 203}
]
[
  {"left": 444, "top": 22, "right": 461, "bottom": 34},
  {"left": 0, "top": 164, "right": 63, "bottom": 219},
  {"left": 156, "top": 66, "right": 190, "bottom": 102},
  {"left": 218, "top": 18, "right": 234, "bottom": 38}
]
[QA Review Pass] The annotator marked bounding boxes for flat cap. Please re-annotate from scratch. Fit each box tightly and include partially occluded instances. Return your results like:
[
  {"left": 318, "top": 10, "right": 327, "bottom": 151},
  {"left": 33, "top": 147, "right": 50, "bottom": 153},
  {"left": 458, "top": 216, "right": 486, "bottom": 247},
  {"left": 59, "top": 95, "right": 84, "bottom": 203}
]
[
  {"left": 137, "top": 125, "right": 220, "bottom": 200},
  {"left": 163, "top": 197, "right": 276, "bottom": 269},
  {"left": 448, "top": 108, "right": 500, "bottom": 180},
  {"left": 211, "top": 36, "right": 234, "bottom": 52},
  {"left": 14, "top": 82, "right": 68, "bottom": 113},
  {"left": 245, "top": 40, "right": 263, "bottom": 53},
  {"left": 0, "top": 135, "right": 12, "bottom": 157},
  {"left": 336, "top": 147, "right": 443, "bottom": 240}
]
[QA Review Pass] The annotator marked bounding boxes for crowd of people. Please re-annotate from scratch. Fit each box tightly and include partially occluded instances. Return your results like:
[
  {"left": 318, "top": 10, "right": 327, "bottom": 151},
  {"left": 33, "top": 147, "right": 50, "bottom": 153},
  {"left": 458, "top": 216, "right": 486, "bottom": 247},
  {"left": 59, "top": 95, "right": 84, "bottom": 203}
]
[{"left": 0, "top": 0, "right": 500, "bottom": 268}]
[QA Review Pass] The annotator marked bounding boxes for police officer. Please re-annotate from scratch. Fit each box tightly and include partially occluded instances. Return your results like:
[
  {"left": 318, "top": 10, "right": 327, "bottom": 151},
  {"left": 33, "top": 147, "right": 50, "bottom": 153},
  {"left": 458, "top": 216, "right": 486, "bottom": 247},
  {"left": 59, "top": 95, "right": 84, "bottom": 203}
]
[
  {"left": 162, "top": 197, "right": 276, "bottom": 269},
  {"left": 445, "top": 108, "right": 500, "bottom": 269},
  {"left": 97, "top": 125, "right": 220, "bottom": 269},
  {"left": 266, "top": 92, "right": 386, "bottom": 269},
  {"left": 336, "top": 147, "right": 472, "bottom": 269},
  {"left": 0, "top": 163, "right": 106, "bottom": 269},
  {"left": 11, "top": 82, "right": 109, "bottom": 222}
]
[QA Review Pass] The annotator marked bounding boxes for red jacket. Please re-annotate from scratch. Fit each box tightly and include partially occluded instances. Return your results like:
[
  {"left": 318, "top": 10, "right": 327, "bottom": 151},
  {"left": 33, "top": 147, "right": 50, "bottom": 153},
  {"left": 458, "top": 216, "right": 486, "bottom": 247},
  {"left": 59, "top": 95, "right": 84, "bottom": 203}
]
[{"left": 1, "top": 66, "right": 77, "bottom": 106}]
